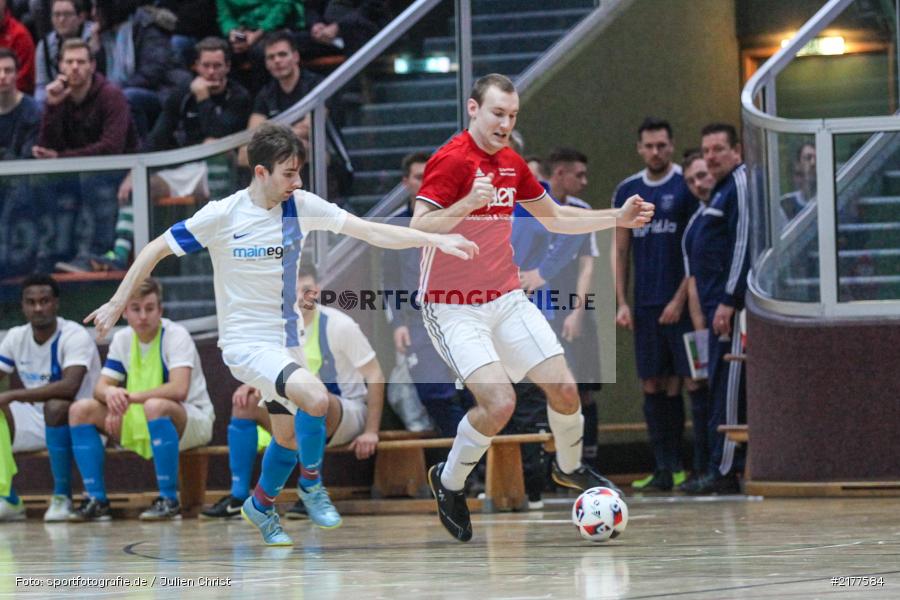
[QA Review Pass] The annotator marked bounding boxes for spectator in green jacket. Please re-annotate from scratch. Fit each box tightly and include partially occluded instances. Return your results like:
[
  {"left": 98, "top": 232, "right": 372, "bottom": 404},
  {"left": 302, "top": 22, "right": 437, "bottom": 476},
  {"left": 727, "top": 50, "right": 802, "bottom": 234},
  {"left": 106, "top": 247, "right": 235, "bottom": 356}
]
[{"left": 215, "top": 0, "right": 305, "bottom": 94}]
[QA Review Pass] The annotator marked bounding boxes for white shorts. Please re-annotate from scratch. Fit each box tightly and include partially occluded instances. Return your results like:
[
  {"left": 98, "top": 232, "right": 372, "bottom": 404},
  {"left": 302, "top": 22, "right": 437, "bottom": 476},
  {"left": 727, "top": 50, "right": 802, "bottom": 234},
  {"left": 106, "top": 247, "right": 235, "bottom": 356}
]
[
  {"left": 155, "top": 161, "right": 209, "bottom": 198},
  {"left": 327, "top": 398, "right": 367, "bottom": 447},
  {"left": 221, "top": 343, "right": 307, "bottom": 414},
  {"left": 179, "top": 404, "right": 214, "bottom": 451},
  {"left": 422, "top": 289, "right": 564, "bottom": 384},
  {"left": 9, "top": 401, "right": 45, "bottom": 452}
]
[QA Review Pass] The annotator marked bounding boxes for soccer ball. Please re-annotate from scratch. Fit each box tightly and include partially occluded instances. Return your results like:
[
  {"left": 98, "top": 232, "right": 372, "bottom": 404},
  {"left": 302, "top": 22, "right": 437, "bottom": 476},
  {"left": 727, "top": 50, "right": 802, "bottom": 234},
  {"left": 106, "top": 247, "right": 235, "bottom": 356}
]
[{"left": 571, "top": 487, "right": 628, "bottom": 542}]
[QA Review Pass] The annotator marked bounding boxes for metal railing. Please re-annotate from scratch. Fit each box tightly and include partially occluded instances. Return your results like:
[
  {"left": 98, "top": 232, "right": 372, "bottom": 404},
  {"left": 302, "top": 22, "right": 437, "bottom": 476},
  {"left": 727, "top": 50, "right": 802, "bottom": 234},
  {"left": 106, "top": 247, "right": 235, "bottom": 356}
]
[
  {"left": 319, "top": 0, "right": 631, "bottom": 276},
  {"left": 0, "top": 0, "right": 447, "bottom": 254},
  {"left": 0, "top": 0, "right": 625, "bottom": 330},
  {"left": 742, "top": 0, "right": 900, "bottom": 318}
]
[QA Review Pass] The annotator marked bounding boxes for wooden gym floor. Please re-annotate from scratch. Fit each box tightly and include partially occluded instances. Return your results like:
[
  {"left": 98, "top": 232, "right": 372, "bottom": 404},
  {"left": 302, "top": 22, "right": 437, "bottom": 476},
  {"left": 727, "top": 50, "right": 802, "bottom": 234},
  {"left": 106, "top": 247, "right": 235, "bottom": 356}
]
[{"left": 1, "top": 495, "right": 898, "bottom": 599}]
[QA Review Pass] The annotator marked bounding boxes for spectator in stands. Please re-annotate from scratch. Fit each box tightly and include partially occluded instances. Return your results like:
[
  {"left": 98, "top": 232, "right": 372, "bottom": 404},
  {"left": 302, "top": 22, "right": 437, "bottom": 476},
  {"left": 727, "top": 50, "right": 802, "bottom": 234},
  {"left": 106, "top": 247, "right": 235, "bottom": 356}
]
[
  {"left": 34, "top": 0, "right": 94, "bottom": 104},
  {"left": 0, "top": 274, "right": 101, "bottom": 522},
  {"left": 68, "top": 277, "right": 215, "bottom": 521},
  {"left": 117, "top": 36, "right": 251, "bottom": 205},
  {"left": 155, "top": 0, "right": 219, "bottom": 68},
  {"left": 201, "top": 264, "right": 384, "bottom": 526},
  {"left": 92, "top": 0, "right": 190, "bottom": 139},
  {"left": 238, "top": 30, "right": 322, "bottom": 166},
  {"left": 680, "top": 150, "right": 715, "bottom": 489},
  {"left": 0, "top": 47, "right": 39, "bottom": 159},
  {"left": 381, "top": 151, "right": 472, "bottom": 438},
  {"left": 779, "top": 142, "right": 816, "bottom": 225},
  {"left": 32, "top": 39, "right": 137, "bottom": 273},
  {"left": 216, "top": 0, "right": 306, "bottom": 94},
  {"left": 0, "top": 0, "right": 34, "bottom": 93},
  {"left": 32, "top": 38, "right": 137, "bottom": 158},
  {"left": 681, "top": 123, "right": 749, "bottom": 495},
  {"left": 300, "top": 0, "right": 388, "bottom": 60}
]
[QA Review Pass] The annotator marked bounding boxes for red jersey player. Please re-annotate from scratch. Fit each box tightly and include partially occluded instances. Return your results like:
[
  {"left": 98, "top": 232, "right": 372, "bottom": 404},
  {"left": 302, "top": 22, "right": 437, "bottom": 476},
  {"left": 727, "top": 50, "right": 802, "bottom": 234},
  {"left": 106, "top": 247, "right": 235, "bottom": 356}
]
[{"left": 411, "top": 73, "right": 654, "bottom": 542}]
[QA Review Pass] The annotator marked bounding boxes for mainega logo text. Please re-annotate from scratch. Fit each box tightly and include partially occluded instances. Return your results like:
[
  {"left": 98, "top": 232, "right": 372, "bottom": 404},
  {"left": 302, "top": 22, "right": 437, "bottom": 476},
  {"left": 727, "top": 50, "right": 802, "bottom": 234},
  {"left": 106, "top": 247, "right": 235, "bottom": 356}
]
[{"left": 232, "top": 246, "right": 284, "bottom": 260}]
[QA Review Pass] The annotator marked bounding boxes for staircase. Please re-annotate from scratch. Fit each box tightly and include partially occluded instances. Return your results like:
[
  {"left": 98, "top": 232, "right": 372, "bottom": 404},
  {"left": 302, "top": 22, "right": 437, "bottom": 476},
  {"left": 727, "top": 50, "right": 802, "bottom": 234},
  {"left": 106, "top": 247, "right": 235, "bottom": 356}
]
[
  {"left": 784, "top": 167, "right": 900, "bottom": 302},
  {"left": 158, "top": 0, "right": 601, "bottom": 320},
  {"left": 340, "top": 0, "right": 598, "bottom": 215}
]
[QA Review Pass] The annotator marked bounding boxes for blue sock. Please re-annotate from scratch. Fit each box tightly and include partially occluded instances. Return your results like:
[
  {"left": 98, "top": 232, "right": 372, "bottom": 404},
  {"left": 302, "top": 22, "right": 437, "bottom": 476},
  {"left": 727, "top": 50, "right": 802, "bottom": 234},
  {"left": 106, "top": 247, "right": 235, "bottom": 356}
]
[
  {"left": 294, "top": 411, "right": 326, "bottom": 490},
  {"left": 147, "top": 417, "right": 180, "bottom": 501},
  {"left": 228, "top": 418, "right": 257, "bottom": 500},
  {"left": 252, "top": 441, "right": 297, "bottom": 513},
  {"left": 3, "top": 488, "right": 19, "bottom": 504},
  {"left": 45, "top": 425, "right": 72, "bottom": 497},
  {"left": 71, "top": 424, "right": 108, "bottom": 502}
]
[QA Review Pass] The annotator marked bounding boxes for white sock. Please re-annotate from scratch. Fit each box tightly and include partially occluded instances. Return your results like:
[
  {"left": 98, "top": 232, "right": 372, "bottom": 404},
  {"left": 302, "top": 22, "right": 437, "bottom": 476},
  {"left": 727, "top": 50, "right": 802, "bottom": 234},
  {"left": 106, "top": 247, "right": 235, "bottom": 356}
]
[
  {"left": 548, "top": 405, "right": 584, "bottom": 474},
  {"left": 441, "top": 414, "right": 492, "bottom": 492}
]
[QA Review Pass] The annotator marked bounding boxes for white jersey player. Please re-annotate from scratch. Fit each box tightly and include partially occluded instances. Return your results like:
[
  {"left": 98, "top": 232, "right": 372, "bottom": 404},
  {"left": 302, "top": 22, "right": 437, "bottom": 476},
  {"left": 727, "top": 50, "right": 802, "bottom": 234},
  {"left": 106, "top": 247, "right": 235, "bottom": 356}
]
[{"left": 85, "top": 122, "right": 476, "bottom": 546}]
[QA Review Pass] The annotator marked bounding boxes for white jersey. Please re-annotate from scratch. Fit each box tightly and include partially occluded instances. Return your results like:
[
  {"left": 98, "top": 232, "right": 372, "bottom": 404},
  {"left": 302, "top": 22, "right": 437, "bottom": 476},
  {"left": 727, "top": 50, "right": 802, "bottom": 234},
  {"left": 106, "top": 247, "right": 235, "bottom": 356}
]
[
  {"left": 0, "top": 317, "right": 101, "bottom": 399},
  {"left": 101, "top": 318, "right": 214, "bottom": 418},
  {"left": 164, "top": 189, "right": 348, "bottom": 349},
  {"left": 311, "top": 305, "right": 376, "bottom": 403}
]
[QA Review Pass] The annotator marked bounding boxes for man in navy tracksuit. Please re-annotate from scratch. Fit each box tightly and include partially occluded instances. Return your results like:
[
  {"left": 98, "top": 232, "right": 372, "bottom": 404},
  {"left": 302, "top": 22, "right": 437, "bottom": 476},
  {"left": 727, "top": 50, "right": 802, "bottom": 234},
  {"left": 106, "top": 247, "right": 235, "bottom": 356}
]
[{"left": 681, "top": 123, "right": 749, "bottom": 494}]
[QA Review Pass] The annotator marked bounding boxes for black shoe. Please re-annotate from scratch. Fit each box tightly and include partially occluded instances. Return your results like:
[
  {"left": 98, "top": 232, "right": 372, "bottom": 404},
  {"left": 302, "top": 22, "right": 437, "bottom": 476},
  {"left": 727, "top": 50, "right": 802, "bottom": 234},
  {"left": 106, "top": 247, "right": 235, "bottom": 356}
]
[
  {"left": 199, "top": 495, "right": 244, "bottom": 520},
  {"left": 68, "top": 497, "right": 112, "bottom": 522},
  {"left": 641, "top": 469, "right": 674, "bottom": 492},
  {"left": 285, "top": 498, "right": 308, "bottom": 520},
  {"left": 682, "top": 471, "right": 740, "bottom": 495},
  {"left": 427, "top": 462, "right": 472, "bottom": 542},
  {"left": 139, "top": 496, "right": 181, "bottom": 521},
  {"left": 551, "top": 460, "right": 624, "bottom": 497},
  {"left": 678, "top": 472, "right": 703, "bottom": 493}
]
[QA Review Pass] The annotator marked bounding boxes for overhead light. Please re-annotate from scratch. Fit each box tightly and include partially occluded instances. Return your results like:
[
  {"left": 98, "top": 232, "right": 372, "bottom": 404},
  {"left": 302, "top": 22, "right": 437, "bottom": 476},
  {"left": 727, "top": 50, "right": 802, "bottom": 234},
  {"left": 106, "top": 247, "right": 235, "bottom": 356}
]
[
  {"left": 781, "top": 35, "right": 846, "bottom": 56},
  {"left": 424, "top": 56, "right": 452, "bottom": 73},
  {"left": 394, "top": 57, "right": 410, "bottom": 74},
  {"left": 393, "top": 55, "right": 455, "bottom": 75}
]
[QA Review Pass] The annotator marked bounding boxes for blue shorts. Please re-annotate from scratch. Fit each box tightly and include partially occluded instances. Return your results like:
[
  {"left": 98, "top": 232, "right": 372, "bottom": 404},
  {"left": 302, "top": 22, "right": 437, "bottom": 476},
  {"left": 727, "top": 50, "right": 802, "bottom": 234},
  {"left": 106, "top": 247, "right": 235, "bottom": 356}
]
[{"left": 633, "top": 306, "right": 693, "bottom": 380}]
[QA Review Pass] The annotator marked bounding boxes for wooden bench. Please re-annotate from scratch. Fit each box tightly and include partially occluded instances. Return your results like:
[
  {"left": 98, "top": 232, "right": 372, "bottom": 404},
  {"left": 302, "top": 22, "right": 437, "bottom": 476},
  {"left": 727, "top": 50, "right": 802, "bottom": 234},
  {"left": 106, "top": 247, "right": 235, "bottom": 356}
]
[
  {"left": 22, "top": 430, "right": 551, "bottom": 514},
  {"left": 718, "top": 424, "right": 750, "bottom": 480},
  {"left": 23, "top": 447, "right": 222, "bottom": 512},
  {"left": 340, "top": 432, "right": 553, "bottom": 512}
]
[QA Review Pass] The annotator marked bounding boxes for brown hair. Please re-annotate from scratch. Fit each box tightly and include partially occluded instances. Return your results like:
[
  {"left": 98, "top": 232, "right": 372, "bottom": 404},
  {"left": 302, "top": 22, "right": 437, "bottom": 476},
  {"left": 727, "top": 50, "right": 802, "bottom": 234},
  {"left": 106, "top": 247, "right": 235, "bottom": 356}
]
[
  {"left": 682, "top": 149, "right": 704, "bottom": 171},
  {"left": 195, "top": 36, "right": 231, "bottom": 63},
  {"left": 248, "top": 122, "right": 307, "bottom": 173},
  {"left": 469, "top": 73, "right": 515, "bottom": 105},
  {"left": 131, "top": 277, "right": 163, "bottom": 303},
  {"left": 0, "top": 47, "right": 18, "bottom": 70},
  {"left": 401, "top": 151, "right": 430, "bottom": 177},
  {"left": 60, "top": 38, "right": 93, "bottom": 61}
]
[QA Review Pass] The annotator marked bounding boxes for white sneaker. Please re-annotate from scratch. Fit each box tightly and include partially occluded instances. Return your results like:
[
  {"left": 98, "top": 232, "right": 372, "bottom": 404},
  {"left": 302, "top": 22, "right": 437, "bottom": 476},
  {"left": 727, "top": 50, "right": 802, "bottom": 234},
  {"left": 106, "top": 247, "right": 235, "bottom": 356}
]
[
  {"left": 44, "top": 495, "right": 74, "bottom": 522},
  {"left": 0, "top": 497, "right": 26, "bottom": 521}
]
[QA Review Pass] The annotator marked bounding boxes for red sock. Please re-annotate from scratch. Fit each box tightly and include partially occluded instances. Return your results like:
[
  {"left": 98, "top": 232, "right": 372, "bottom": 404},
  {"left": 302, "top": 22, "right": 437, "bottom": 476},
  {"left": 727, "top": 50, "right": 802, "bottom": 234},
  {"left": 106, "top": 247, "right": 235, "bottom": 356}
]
[{"left": 252, "top": 484, "right": 276, "bottom": 510}]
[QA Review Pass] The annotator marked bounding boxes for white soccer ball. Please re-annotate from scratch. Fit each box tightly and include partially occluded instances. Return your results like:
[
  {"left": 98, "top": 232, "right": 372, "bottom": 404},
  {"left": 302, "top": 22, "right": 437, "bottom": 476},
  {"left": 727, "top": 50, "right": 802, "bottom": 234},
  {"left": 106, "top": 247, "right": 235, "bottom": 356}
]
[{"left": 571, "top": 487, "right": 628, "bottom": 542}]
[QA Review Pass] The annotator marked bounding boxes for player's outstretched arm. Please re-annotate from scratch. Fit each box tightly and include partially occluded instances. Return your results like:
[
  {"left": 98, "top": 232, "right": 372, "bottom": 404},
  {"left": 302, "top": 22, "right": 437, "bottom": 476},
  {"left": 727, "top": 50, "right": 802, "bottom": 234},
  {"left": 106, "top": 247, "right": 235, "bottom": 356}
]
[
  {"left": 84, "top": 236, "right": 174, "bottom": 340},
  {"left": 522, "top": 194, "right": 654, "bottom": 235},
  {"left": 340, "top": 213, "right": 478, "bottom": 260}
]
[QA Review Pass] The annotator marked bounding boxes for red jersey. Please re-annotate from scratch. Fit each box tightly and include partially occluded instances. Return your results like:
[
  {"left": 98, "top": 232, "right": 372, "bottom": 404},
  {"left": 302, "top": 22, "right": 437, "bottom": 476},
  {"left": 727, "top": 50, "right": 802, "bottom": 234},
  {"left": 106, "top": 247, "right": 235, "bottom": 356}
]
[{"left": 416, "top": 131, "right": 546, "bottom": 304}]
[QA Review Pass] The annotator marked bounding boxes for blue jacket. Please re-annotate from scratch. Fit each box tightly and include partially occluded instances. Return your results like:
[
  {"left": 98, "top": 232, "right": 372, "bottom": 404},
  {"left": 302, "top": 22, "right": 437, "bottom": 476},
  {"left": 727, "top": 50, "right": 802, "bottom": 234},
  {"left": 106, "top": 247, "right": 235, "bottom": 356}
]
[{"left": 684, "top": 164, "right": 751, "bottom": 311}]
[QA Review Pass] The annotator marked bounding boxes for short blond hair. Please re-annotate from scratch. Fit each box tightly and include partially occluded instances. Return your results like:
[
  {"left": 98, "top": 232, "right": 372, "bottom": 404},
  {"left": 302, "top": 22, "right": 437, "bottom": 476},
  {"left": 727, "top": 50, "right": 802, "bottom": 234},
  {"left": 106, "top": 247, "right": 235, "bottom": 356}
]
[{"left": 130, "top": 278, "right": 163, "bottom": 303}]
